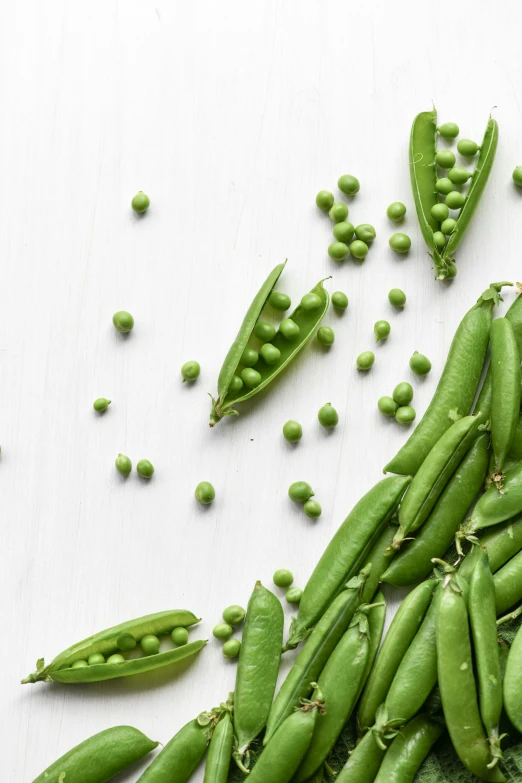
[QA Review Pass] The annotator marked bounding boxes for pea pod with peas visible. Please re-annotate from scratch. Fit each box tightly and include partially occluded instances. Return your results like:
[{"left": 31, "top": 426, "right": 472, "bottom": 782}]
[
  {"left": 203, "top": 697, "right": 234, "bottom": 783},
  {"left": 373, "top": 714, "right": 444, "bottom": 783},
  {"left": 490, "top": 317, "right": 521, "bottom": 476}
]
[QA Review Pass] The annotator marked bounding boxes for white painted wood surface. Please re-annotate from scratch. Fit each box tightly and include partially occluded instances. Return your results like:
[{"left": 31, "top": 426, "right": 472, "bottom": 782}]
[{"left": 3, "top": 0, "right": 522, "bottom": 778}]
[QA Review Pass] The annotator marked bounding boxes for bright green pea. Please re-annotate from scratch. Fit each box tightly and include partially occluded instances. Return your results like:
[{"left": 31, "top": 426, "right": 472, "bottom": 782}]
[
  {"left": 171, "top": 627, "right": 189, "bottom": 646},
  {"left": 240, "top": 368, "right": 262, "bottom": 389},
  {"left": 229, "top": 375, "right": 244, "bottom": 393},
  {"left": 303, "top": 500, "right": 322, "bottom": 519},
  {"left": 316, "top": 190, "right": 335, "bottom": 211},
  {"left": 329, "top": 202, "right": 349, "bottom": 223},
  {"left": 317, "top": 326, "right": 335, "bottom": 346},
  {"left": 222, "top": 605, "right": 246, "bottom": 625},
  {"left": 435, "top": 149, "right": 456, "bottom": 169},
  {"left": 286, "top": 587, "right": 303, "bottom": 604},
  {"left": 512, "top": 167, "right": 522, "bottom": 187},
  {"left": 288, "top": 481, "right": 314, "bottom": 503},
  {"left": 93, "top": 397, "right": 111, "bottom": 412},
  {"left": 273, "top": 569, "right": 294, "bottom": 588},
  {"left": 441, "top": 218, "right": 457, "bottom": 235},
  {"left": 240, "top": 347, "right": 259, "bottom": 367},
  {"left": 107, "top": 653, "right": 126, "bottom": 664},
  {"left": 388, "top": 233, "right": 411, "bottom": 253},
  {"left": 328, "top": 242, "right": 349, "bottom": 261},
  {"left": 260, "top": 343, "right": 281, "bottom": 365},
  {"left": 457, "top": 139, "right": 480, "bottom": 157},
  {"left": 131, "top": 191, "right": 150, "bottom": 213},
  {"left": 318, "top": 402, "right": 339, "bottom": 429},
  {"left": 356, "top": 351, "right": 375, "bottom": 371},
  {"left": 136, "top": 459, "right": 154, "bottom": 479},
  {"left": 141, "top": 634, "right": 160, "bottom": 656},
  {"left": 332, "top": 221, "right": 355, "bottom": 243},
  {"left": 349, "top": 240, "right": 369, "bottom": 260},
  {"left": 438, "top": 122, "right": 459, "bottom": 139},
  {"left": 283, "top": 420, "right": 303, "bottom": 442},
  {"left": 223, "top": 639, "right": 241, "bottom": 659},
  {"left": 448, "top": 166, "right": 472, "bottom": 184},
  {"left": 117, "top": 632, "right": 137, "bottom": 652},
  {"left": 386, "top": 202, "right": 406, "bottom": 222},
  {"left": 393, "top": 381, "right": 414, "bottom": 406},
  {"left": 279, "top": 318, "right": 300, "bottom": 340},
  {"left": 181, "top": 361, "right": 200, "bottom": 382},
  {"left": 446, "top": 262, "right": 457, "bottom": 279},
  {"left": 433, "top": 231, "right": 446, "bottom": 249},
  {"left": 331, "top": 291, "right": 348, "bottom": 310},
  {"left": 374, "top": 320, "right": 390, "bottom": 342},
  {"left": 301, "top": 293, "right": 322, "bottom": 310},
  {"left": 388, "top": 288, "right": 406, "bottom": 309},
  {"left": 254, "top": 321, "right": 277, "bottom": 342},
  {"left": 112, "top": 311, "right": 134, "bottom": 334},
  {"left": 115, "top": 453, "right": 132, "bottom": 476},
  {"left": 338, "top": 174, "right": 360, "bottom": 195},
  {"left": 378, "top": 396, "right": 398, "bottom": 416},
  {"left": 71, "top": 660, "right": 89, "bottom": 669},
  {"left": 445, "top": 191, "right": 466, "bottom": 209},
  {"left": 430, "top": 203, "right": 449, "bottom": 222},
  {"left": 195, "top": 481, "right": 215, "bottom": 505},
  {"left": 88, "top": 653, "right": 105, "bottom": 665},
  {"left": 269, "top": 291, "right": 291, "bottom": 311},
  {"left": 355, "top": 224, "right": 376, "bottom": 243},
  {"left": 435, "top": 178, "right": 454, "bottom": 195},
  {"left": 395, "top": 405, "right": 416, "bottom": 425},
  {"left": 213, "top": 623, "right": 233, "bottom": 640},
  {"left": 409, "top": 351, "right": 432, "bottom": 375}
]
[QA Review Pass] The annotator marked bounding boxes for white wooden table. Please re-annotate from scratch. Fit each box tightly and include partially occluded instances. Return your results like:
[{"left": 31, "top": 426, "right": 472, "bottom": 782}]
[{"left": 3, "top": 0, "right": 522, "bottom": 779}]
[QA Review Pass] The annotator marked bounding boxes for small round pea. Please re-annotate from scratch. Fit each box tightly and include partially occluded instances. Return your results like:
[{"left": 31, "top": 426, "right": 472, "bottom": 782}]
[
  {"left": 435, "top": 178, "right": 454, "bottom": 195},
  {"left": 93, "top": 397, "right": 111, "bottom": 412},
  {"left": 430, "top": 203, "right": 449, "bottom": 222},
  {"left": 374, "top": 320, "right": 390, "bottom": 342},
  {"left": 240, "top": 347, "right": 259, "bottom": 367},
  {"left": 71, "top": 659, "right": 89, "bottom": 669},
  {"left": 303, "top": 499, "right": 322, "bottom": 519},
  {"left": 328, "top": 241, "right": 349, "bottom": 261},
  {"left": 316, "top": 190, "right": 335, "bottom": 211},
  {"left": 137, "top": 459, "right": 154, "bottom": 479},
  {"left": 117, "top": 632, "right": 137, "bottom": 652},
  {"left": 433, "top": 231, "right": 446, "bottom": 249},
  {"left": 141, "top": 634, "right": 160, "bottom": 656},
  {"left": 356, "top": 351, "right": 375, "bottom": 371},
  {"left": 269, "top": 291, "right": 291, "bottom": 311},
  {"left": 388, "top": 233, "right": 411, "bottom": 254},
  {"left": 171, "top": 627, "right": 189, "bottom": 646},
  {"left": 254, "top": 321, "right": 277, "bottom": 342},
  {"left": 131, "top": 191, "right": 150, "bottom": 213},
  {"left": 441, "top": 218, "right": 457, "bottom": 235},
  {"left": 355, "top": 224, "right": 376, "bottom": 243},
  {"left": 329, "top": 202, "right": 349, "bottom": 223},
  {"left": 448, "top": 166, "right": 472, "bottom": 185},
  {"left": 438, "top": 122, "right": 460, "bottom": 139},
  {"left": 512, "top": 167, "right": 522, "bottom": 187},
  {"left": 229, "top": 375, "right": 244, "bottom": 393},
  {"left": 396, "top": 406, "right": 417, "bottom": 425},
  {"left": 388, "top": 288, "right": 406, "bottom": 309},
  {"left": 88, "top": 653, "right": 105, "bottom": 666},
  {"left": 260, "top": 343, "right": 281, "bottom": 365},
  {"left": 301, "top": 292, "right": 322, "bottom": 310},
  {"left": 338, "top": 174, "right": 360, "bottom": 195},
  {"left": 446, "top": 262, "right": 457, "bottom": 279},
  {"left": 112, "top": 311, "right": 134, "bottom": 334},
  {"left": 349, "top": 240, "right": 369, "bottom": 260},
  {"left": 286, "top": 587, "right": 303, "bottom": 604},
  {"left": 279, "top": 318, "right": 300, "bottom": 340},
  {"left": 240, "top": 368, "right": 262, "bottom": 389},
  {"left": 273, "top": 569, "right": 294, "bottom": 588},
  {"left": 181, "top": 361, "right": 200, "bottom": 382},
  {"left": 288, "top": 481, "right": 314, "bottom": 503},
  {"left": 107, "top": 653, "right": 125, "bottom": 665},
  {"left": 318, "top": 403, "right": 339, "bottom": 429},
  {"left": 213, "top": 623, "right": 233, "bottom": 640},
  {"left": 378, "top": 396, "right": 398, "bottom": 416},
  {"left": 386, "top": 202, "right": 406, "bottom": 222},
  {"left": 445, "top": 191, "right": 466, "bottom": 209},
  {"left": 195, "top": 481, "right": 215, "bottom": 505},
  {"left": 410, "top": 352, "right": 432, "bottom": 375},
  {"left": 333, "top": 221, "right": 355, "bottom": 243},
  {"left": 223, "top": 605, "right": 246, "bottom": 625},
  {"left": 223, "top": 639, "right": 241, "bottom": 659},
  {"left": 115, "top": 453, "right": 132, "bottom": 476},
  {"left": 331, "top": 291, "right": 348, "bottom": 311},
  {"left": 317, "top": 326, "right": 335, "bottom": 346},
  {"left": 393, "top": 381, "right": 414, "bottom": 406},
  {"left": 283, "top": 420, "right": 303, "bottom": 442},
  {"left": 435, "top": 149, "right": 456, "bottom": 169},
  {"left": 457, "top": 139, "right": 480, "bottom": 157}
]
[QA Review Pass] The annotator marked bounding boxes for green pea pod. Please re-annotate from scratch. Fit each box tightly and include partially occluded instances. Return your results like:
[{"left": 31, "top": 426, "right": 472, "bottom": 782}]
[
  {"left": 465, "top": 461, "right": 522, "bottom": 535},
  {"left": 233, "top": 582, "right": 284, "bottom": 770},
  {"left": 384, "top": 434, "right": 489, "bottom": 586},
  {"left": 458, "top": 514, "right": 522, "bottom": 581},
  {"left": 286, "top": 475, "right": 411, "bottom": 649},
  {"left": 265, "top": 565, "right": 370, "bottom": 745},
  {"left": 203, "top": 707, "right": 234, "bottom": 783},
  {"left": 32, "top": 726, "right": 158, "bottom": 783},
  {"left": 359, "top": 524, "right": 396, "bottom": 603},
  {"left": 504, "top": 623, "right": 522, "bottom": 733},
  {"left": 137, "top": 715, "right": 213, "bottom": 782},
  {"left": 373, "top": 713, "right": 444, "bottom": 783},
  {"left": 494, "top": 549, "right": 522, "bottom": 614},
  {"left": 507, "top": 413, "right": 522, "bottom": 460},
  {"left": 336, "top": 705, "right": 403, "bottom": 783},
  {"left": 490, "top": 318, "right": 522, "bottom": 476},
  {"left": 436, "top": 569, "right": 505, "bottom": 782},
  {"left": 384, "top": 282, "right": 509, "bottom": 476},
  {"left": 359, "top": 590, "right": 386, "bottom": 698},
  {"left": 210, "top": 271, "right": 329, "bottom": 425},
  {"left": 357, "top": 580, "right": 436, "bottom": 733},
  {"left": 22, "top": 609, "right": 203, "bottom": 684},
  {"left": 393, "top": 413, "right": 483, "bottom": 549}
]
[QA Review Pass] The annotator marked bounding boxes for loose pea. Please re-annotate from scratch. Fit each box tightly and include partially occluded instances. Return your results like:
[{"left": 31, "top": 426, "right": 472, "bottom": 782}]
[
  {"left": 430, "top": 203, "right": 449, "bottom": 222},
  {"left": 378, "top": 396, "right": 398, "bottom": 416},
  {"left": 433, "top": 231, "right": 446, "bottom": 249},
  {"left": 303, "top": 500, "right": 322, "bottom": 519},
  {"left": 328, "top": 241, "right": 349, "bottom": 261},
  {"left": 229, "top": 375, "right": 244, "bottom": 392},
  {"left": 88, "top": 653, "right": 105, "bottom": 665},
  {"left": 240, "top": 368, "right": 262, "bottom": 389},
  {"left": 317, "top": 326, "right": 335, "bottom": 346},
  {"left": 388, "top": 288, "right": 406, "bottom": 308},
  {"left": 446, "top": 191, "right": 466, "bottom": 209},
  {"left": 316, "top": 190, "right": 335, "bottom": 211},
  {"left": 393, "top": 381, "right": 414, "bottom": 406},
  {"left": 283, "top": 420, "right": 303, "bottom": 442},
  {"left": 117, "top": 632, "right": 137, "bottom": 652},
  {"left": 441, "top": 218, "right": 457, "bottom": 235},
  {"left": 356, "top": 351, "right": 375, "bottom": 371},
  {"left": 338, "top": 174, "right": 360, "bottom": 195},
  {"left": 438, "top": 122, "right": 460, "bottom": 139},
  {"left": 141, "top": 635, "right": 160, "bottom": 656},
  {"left": 350, "top": 240, "right": 369, "bottom": 260},
  {"left": 131, "top": 191, "right": 150, "bottom": 213},
  {"left": 112, "top": 311, "right": 134, "bottom": 333},
  {"left": 171, "top": 627, "right": 189, "bottom": 646},
  {"left": 435, "top": 149, "right": 456, "bottom": 169},
  {"left": 435, "top": 178, "right": 454, "bottom": 195},
  {"left": 115, "top": 453, "right": 132, "bottom": 476},
  {"left": 331, "top": 291, "right": 348, "bottom": 310},
  {"left": 448, "top": 166, "right": 472, "bottom": 184},
  {"left": 273, "top": 569, "right": 294, "bottom": 588},
  {"left": 181, "top": 360, "right": 200, "bottom": 382},
  {"left": 410, "top": 351, "right": 432, "bottom": 375},
  {"left": 301, "top": 293, "right": 322, "bottom": 310},
  {"left": 388, "top": 233, "right": 411, "bottom": 253},
  {"left": 288, "top": 481, "right": 314, "bottom": 503},
  {"left": 396, "top": 406, "right": 416, "bottom": 425},
  {"left": 374, "top": 320, "right": 391, "bottom": 342},
  {"left": 71, "top": 660, "right": 88, "bottom": 669},
  {"left": 195, "top": 481, "right": 215, "bottom": 505},
  {"left": 260, "top": 343, "right": 281, "bottom": 365},
  {"left": 318, "top": 403, "right": 339, "bottom": 429},
  {"left": 286, "top": 587, "right": 303, "bottom": 604},
  {"left": 329, "top": 202, "right": 349, "bottom": 223},
  {"left": 512, "top": 167, "right": 522, "bottom": 187},
  {"left": 136, "top": 459, "right": 154, "bottom": 479},
  {"left": 279, "top": 318, "right": 300, "bottom": 340},
  {"left": 223, "top": 639, "right": 241, "bottom": 659},
  {"left": 254, "top": 321, "right": 277, "bottom": 342},
  {"left": 93, "top": 397, "right": 111, "bottom": 412},
  {"left": 457, "top": 138, "right": 480, "bottom": 157},
  {"left": 269, "top": 291, "right": 291, "bottom": 311},
  {"left": 223, "top": 605, "right": 246, "bottom": 625},
  {"left": 355, "top": 224, "right": 376, "bottom": 243},
  {"left": 240, "top": 347, "right": 259, "bottom": 367},
  {"left": 107, "top": 653, "right": 126, "bottom": 664},
  {"left": 213, "top": 623, "right": 233, "bottom": 640},
  {"left": 333, "top": 221, "right": 355, "bottom": 243},
  {"left": 386, "top": 202, "right": 406, "bottom": 222}
]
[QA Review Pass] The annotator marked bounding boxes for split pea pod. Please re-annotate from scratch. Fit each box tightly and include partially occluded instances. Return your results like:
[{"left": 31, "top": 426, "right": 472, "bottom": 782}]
[
  {"left": 490, "top": 318, "right": 521, "bottom": 476},
  {"left": 32, "top": 726, "right": 158, "bottom": 783},
  {"left": 336, "top": 705, "right": 403, "bottom": 783},
  {"left": 22, "top": 609, "right": 205, "bottom": 684},
  {"left": 136, "top": 714, "right": 214, "bottom": 782},
  {"left": 504, "top": 623, "right": 522, "bottom": 732},
  {"left": 464, "top": 461, "right": 522, "bottom": 536},
  {"left": 494, "top": 549, "right": 522, "bottom": 614},
  {"left": 286, "top": 475, "right": 411, "bottom": 649},
  {"left": 458, "top": 514, "right": 522, "bottom": 581},
  {"left": 373, "top": 714, "right": 443, "bottom": 783},
  {"left": 233, "top": 582, "right": 284, "bottom": 771},
  {"left": 384, "top": 283, "right": 508, "bottom": 476},
  {"left": 203, "top": 701, "right": 234, "bottom": 783}
]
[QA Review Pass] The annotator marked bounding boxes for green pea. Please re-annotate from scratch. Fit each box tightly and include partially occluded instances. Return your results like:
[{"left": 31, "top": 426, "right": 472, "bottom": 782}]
[
  {"left": 448, "top": 166, "right": 472, "bottom": 184},
  {"left": 240, "top": 347, "right": 259, "bottom": 367},
  {"left": 438, "top": 122, "right": 460, "bottom": 139},
  {"left": 349, "top": 240, "right": 369, "bottom": 260},
  {"left": 512, "top": 167, "right": 522, "bottom": 187},
  {"left": 71, "top": 659, "right": 88, "bottom": 669},
  {"left": 273, "top": 569, "right": 294, "bottom": 588},
  {"left": 279, "top": 318, "right": 300, "bottom": 340},
  {"left": 181, "top": 360, "right": 200, "bottom": 382},
  {"left": 374, "top": 320, "right": 390, "bottom": 342},
  {"left": 356, "top": 351, "right": 375, "bottom": 371},
  {"left": 93, "top": 397, "right": 111, "bottom": 412},
  {"left": 107, "top": 653, "right": 126, "bottom": 664},
  {"left": 457, "top": 138, "right": 480, "bottom": 157},
  {"left": 286, "top": 587, "right": 303, "bottom": 604},
  {"left": 435, "top": 178, "right": 454, "bottom": 195},
  {"left": 254, "top": 321, "right": 277, "bottom": 342},
  {"left": 393, "top": 381, "right": 414, "bottom": 406},
  {"left": 318, "top": 403, "right": 339, "bottom": 429},
  {"left": 317, "top": 326, "right": 335, "bottom": 346},
  {"left": 441, "top": 218, "right": 457, "bottom": 235},
  {"left": 223, "top": 605, "right": 246, "bottom": 625},
  {"left": 332, "top": 222, "right": 355, "bottom": 243},
  {"left": 269, "top": 291, "right": 291, "bottom": 311},
  {"left": 117, "top": 632, "right": 137, "bottom": 652},
  {"left": 435, "top": 149, "right": 456, "bottom": 169},
  {"left": 386, "top": 202, "right": 406, "bottom": 222},
  {"left": 260, "top": 343, "right": 281, "bottom": 365},
  {"left": 141, "top": 634, "right": 160, "bottom": 656},
  {"left": 331, "top": 291, "right": 348, "bottom": 311},
  {"left": 315, "top": 190, "right": 335, "bottom": 211},
  {"left": 396, "top": 405, "right": 416, "bottom": 425},
  {"left": 378, "top": 396, "right": 398, "bottom": 416},
  {"left": 430, "top": 203, "right": 449, "bottom": 222},
  {"left": 303, "top": 500, "right": 322, "bottom": 519},
  {"left": 301, "top": 293, "right": 322, "bottom": 310},
  {"left": 388, "top": 233, "right": 411, "bottom": 253},
  {"left": 409, "top": 351, "right": 432, "bottom": 375},
  {"left": 87, "top": 653, "right": 105, "bottom": 665},
  {"left": 283, "top": 420, "right": 303, "bottom": 442},
  {"left": 240, "top": 368, "right": 262, "bottom": 389},
  {"left": 329, "top": 202, "right": 349, "bottom": 223},
  {"left": 388, "top": 288, "right": 406, "bottom": 308},
  {"left": 355, "top": 224, "right": 376, "bottom": 243},
  {"left": 115, "top": 453, "right": 132, "bottom": 476},
  {"left": 445, "top": 191, "right": 466, "bottom": 209},
  {"left": 328, "top": 242, "right": 349, "bottom": 261},
  {"left": 171, "top": 627, "right": 189, "bottom": 646},
  {"left": 213, "top": 623, "right": 233, "bottom": 640},
  {"left": 338, "top": 174, "right": 360, "bottom": 195},
  {"left": 195, "top": 481, "right": 215, "bottom": 505},
  {"left": 446, "top": 261, "right": 457, "bottom": 279},
  {"left": 288, "top": 481, "right": 314, "bottom": 503},
  {"left": 131, "top": 191, "right": 150, "bottom": 213},
  {"left": 223, "top": 639, "right": 241, "bottom": 659},
  {"left": 229, "top": 375, "right": 244, "bottom": 392},
  {"left": 112, "top": 311, "right": 134, "bottom": 334},
  {"left": 136, "top": 459, "right": 154, "bottom": 479},
  {"left": 433, "top": 231, "right": 446, "bottom": 249}
]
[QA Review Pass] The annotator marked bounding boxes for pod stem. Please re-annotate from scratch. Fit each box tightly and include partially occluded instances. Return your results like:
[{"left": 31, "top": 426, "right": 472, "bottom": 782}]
[
  {"left": 487, "top": 729, "right": 506, "bottom": 768},
  {"left": 496, "top": 603, "right": 522, "bottom": 626},
  {"left": 232, "top": 750, "right": 251, "bottom": 775},
  {"left": 370, "top": 704, "right": 405, "bottom": 750},
  {"left": 391, "top": 525, "right": 406, "bottom": 550}
]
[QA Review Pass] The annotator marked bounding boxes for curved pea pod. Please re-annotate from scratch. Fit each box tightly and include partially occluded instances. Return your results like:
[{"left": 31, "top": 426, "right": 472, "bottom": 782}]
[
  {"left": 286, "top": 475, "right": 411, "bottom": 649},
  {"left": 504, "top": 623, "right": 522, "bottom": 733},
  {"left": 357, "top": 580, "right": 436, "bottom": 733},
  {"left": 465, "top": 461, "right": 522, "bottom": 536},
  {"left": 359, "top": 590, "right": 386, "bottom": 694},
  {"left": 265, "top": 565, "right": 371, "bottom": 745},
  {"left": 203, "top": 706, "right": 234, "bottom": 783},
  {"left": 384, "top": 282, "right": 509, "bottom": 476},
  {"left": 373, "top": 713, "right": 443, "bottom": 783},
  {"left": 384, "top": 434, "right": 489, "bottom": 586},
  {"left": 393, "top": 413, "right": 483, "bottom": 549},
  {"left": 490, "top": 318, "right": 521, "bottom": 476},
  {"left": 336, "top": 705, "right": 403, "bottom": 783},
  {"left": 137, "top": 714, "right": 214, "bottom": 782},
  {"left": 22, "top": 609, "right": 204, "bottom": 684},
  {"left": 210, "top": 270, "right": 329, "bottom": 425},
  {"left": 359, "top": 524, "right": 396, "bottom": 602},
  {"left": 458, "top": 514, "right": 522, "bottom": 581},
  {"left": 32, "top": 726, "right": 158, "bottom": 783},
  {"left": 233, "top": 582, "right": 284, "bottom": 770},
  {"left": 494, "top": 549, "right": 522, "bottom": 614}
]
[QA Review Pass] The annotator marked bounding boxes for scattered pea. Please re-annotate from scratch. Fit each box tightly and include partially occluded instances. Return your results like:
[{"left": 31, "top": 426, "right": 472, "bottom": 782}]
[
  {"left": 71, "top": 660, "right": 89, "bottom": 669},
  {"left": 223, "top": 605, "right": 246, "bottom": 625},
  {"left": 283, "top": 420, "right": 303, "bottom": 442},
  {"left": 301, "top": 293, "right": 322, "bottom": 310},
  {"left": 438, "top": 122, "right": 460, "bottom": 139},
  {"left": 303, "top": 500, "right": 322, "bottom": 519},
  {"left": 396, "top": 405, "right": 417, "bottom": 425},
  {"left": 386, "top": 202, "right": 406, "bottom": 222},
  {"left": 356, "top": 351, "right": 375, "bottom": 371},
  {"left": 331, "top": 291, "right": 348, "bottom": 311},
  {"left": 112, "top": 311, "right": 134, "bottom": 334},
  {"left": 279, "top": 318, "right": 300, "bottom": 340},
  {"left": 441, "top": 218, "right": 457, "bottom": 235},
  {"left": 388, "top": 288, "right": 406, "bottom": 309},
  {"left": 260, "top": 343, "right": 281, "bottom": 365},
  {"left": 195, "top": 481, "right": 215, "bottom": 505},
  {"left": 433, "top": 231, "right": 447, "bottom": 249},
  {"left": 254, "top": 321, "right": 277, "bottom": 342},
  {"left": 410, "top": 351, "right": 432, "bottom": 375},
  {"left": 316, "top": 190, "right": 335, "bottom": 211},
  {"left": 171, "top": 627, "right": 189, "bottom": 647},
  {"left": 273, "top": 569, "right": 294, "bottom": 588},
  {"left": 286, "top": 587, "right": 303, "bottom": 604},
  {"left": 355, "top": 224, "right": 376, "bottom": 243},
  {"left": 213, "top": 623, "right": 233, "bottom": 640},
  {"left": 288, "top": 481, "right": 314, "bottom": 503},
  {"left": 435, "top": 178, "right": 454, "bottom": 195},
  {"left": 388, "top": 233, "right": 411, "bottom": 253},
  {"left": 446, "top": 191, "right": 466, "bottom": 209},
  {"left": 269, "top": 291, "right": 291, "bottom": 311},
  {"left": 333, "top": 221, "right": 355, "bottom": 243},
  {"left": 223, "top": 639, "right": 241, "bottom": 659},
  {"left": 349, "top": 240, "right": 369, "bottom": 260},
  {"left": 329, "top": 202, "right": 349, "bottom": 223},
  {"left": 374, "top": 320, "right": 391, "bottom": 342},
  {"left": 318, "top": 403, "right": 339, "bottom": 429},
  {"left": 136, "top": 459, "right": 154, "bottom": 479},
  {"left": 512, "top": 167, "right": 522, "bottom": 187},
  {"left": 115, "top": 454, "right": 132, "bottom": 476},
  {"left": 448, "top": 166, "right": 472, "bottom": 184},
  {"left": 93, "top": 397, "right": 111, "bottom": 412},
  {"left": 435, "top": 149, "right": 456, "bottom": 169},
  {"left": 378, "top": 396, "right": 398, "bottom": 416},
  {"left": 317, "top": 326, "right": 335, "bottom": 346},
  {"left": 88, "top": 653, "right": 105, "bottom": 666},
  {"left": 107, "top": 653, "right": 125, "bottom": 664},
  {"left": 181, "top": 361, "right": 200, "bottom": 382},
  {"left": 229, "top": 375, "right": 244, "bottom": 392},
  {"left": 328, "top": 241, "right": 349, "bottom": 261},
  {"left": 457, "top": 139, "right": 480, "bottom": 157},
  {"left": 338, "top": 174, "right": 360, "bottom": 195},
  {"left": 117, "top": 632, "right": 137, "bottom": 652},
  {"left": 141, "top": 635, "right": 160, "bottom": 656},
  {"left": 131, "top": 191, "right": 150, "bottom": 213},
  {"left": 393, "top": 381, "right": 414, "bottom": 406},
  {"left": 430, "top": 203, "right": 449, "bottom": 222},
  {"left": 240, "top": 368, "right": 262, "bottom": 389},
  {"left": 240, "top": 347, "right": 259, "bottom": 367}
]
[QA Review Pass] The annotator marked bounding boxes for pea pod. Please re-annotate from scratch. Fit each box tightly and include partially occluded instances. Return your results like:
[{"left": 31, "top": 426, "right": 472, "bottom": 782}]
[
  {"left": 203, "top": 700, "right": 234, "bottom": 783},
  {"left": 384, "top": 283, "right": 509, "bottom": 476},
  {"left": 32, "top": 726, "right": 158, "bottom": 783},
  {"left": 373, "top": 714, "right": 443, "bottom": 783},
  {"left": 233, "top": 582, "right": 284, "bottom": 771},
  {"left": 22, "top": 609, "right": 204, "bottom": 684},
  {"left": 286, "top": 475, "right": 411, "bottom": 649},
  {"left": 490, "top": 318, "right": 521, "bottom": 476},
  {"left": 464, "top": 461, "right": 522, "bottom": 536},
  {"left": 384, "top": 434, "right": 489, "bottom": 586},
  {"left": 458, "top": 514, "right": 522, "bottom": 581},
  {"left": 137, "top": 713, "right": 215, "bottom": 782},
  {"left": 504, "top": 623, "right": 522, "bottom": 732},
  {"left": 494, "top": 549, "right": 522, "bottom": 614},
  {"left": 360, "top": 590, "right": 386, "bottom": 697},
  {"left": 359, "top": 524, "right": 396, "bottom": 602},
  {"left": 507, "top": 413, "right": 522, "bottom": 460},
  {"left": 336, "top": 705, "right": 403, "bottom": 783}
]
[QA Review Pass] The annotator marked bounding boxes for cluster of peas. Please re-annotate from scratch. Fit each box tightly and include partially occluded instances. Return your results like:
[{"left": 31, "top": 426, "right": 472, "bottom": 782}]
[
  {"left": 377, "top": 354, "right": 432, "bottom": 425},
  {"left": 67, "top": 626, "right": 191, "bottom": 671}
]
